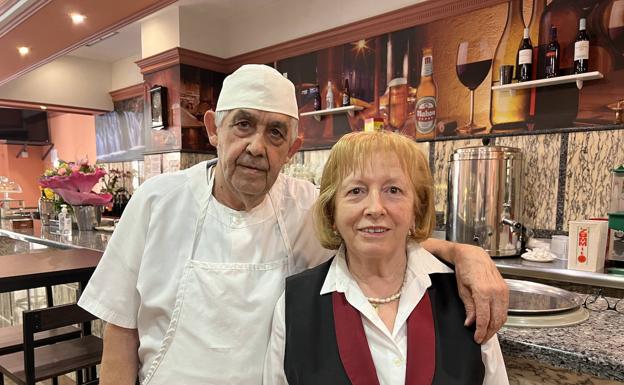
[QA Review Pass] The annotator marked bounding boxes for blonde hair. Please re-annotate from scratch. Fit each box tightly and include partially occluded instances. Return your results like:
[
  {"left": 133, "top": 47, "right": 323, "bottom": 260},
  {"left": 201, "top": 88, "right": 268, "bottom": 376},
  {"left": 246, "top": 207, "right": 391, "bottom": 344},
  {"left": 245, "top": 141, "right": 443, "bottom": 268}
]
[{"left": 314, "top": 131, "right": 435, "bottom": 249}]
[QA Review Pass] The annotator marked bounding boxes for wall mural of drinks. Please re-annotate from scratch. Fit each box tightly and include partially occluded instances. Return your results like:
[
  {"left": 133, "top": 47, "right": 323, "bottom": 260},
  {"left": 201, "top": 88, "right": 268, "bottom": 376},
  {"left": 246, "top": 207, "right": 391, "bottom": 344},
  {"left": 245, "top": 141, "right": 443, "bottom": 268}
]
[{"left": 277, "top": 0, "right": 624, "bottom": 150}]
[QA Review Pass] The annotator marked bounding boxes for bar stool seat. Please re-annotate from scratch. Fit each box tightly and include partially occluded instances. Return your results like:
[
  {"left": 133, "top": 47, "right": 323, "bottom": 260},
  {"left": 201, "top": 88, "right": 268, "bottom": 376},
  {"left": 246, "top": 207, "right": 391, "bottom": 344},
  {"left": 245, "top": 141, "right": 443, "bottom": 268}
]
[
  {"left": 0, "top": 304, "right": 102, "bottom": 385},
  {"left": 0, "top": 325, "right": 82, "bottom": 356},
  {"left": 0, "top": 335, "right": 102, "bottom": 384}
]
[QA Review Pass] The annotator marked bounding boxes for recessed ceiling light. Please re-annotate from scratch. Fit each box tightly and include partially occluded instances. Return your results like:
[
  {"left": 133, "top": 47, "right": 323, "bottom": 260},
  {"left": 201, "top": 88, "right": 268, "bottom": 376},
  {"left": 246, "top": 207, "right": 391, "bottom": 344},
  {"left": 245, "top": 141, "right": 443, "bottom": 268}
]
[
  {"left": 70, "top": 13, "right": 86, "bottom": 24},
  {"left": 40, "top": 106, "right": 47, "bottom": 110},
  {"left": 17, "top": 46, "right": 29, "bottom": 55}
]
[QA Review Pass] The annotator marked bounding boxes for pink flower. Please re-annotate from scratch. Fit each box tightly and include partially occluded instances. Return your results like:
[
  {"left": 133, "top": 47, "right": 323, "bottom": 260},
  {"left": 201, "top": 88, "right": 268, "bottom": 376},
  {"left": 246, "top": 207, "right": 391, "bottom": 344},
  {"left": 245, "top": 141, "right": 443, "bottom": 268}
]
[{"left": 38, "top": 165, "right": 111, "bottom": 206}]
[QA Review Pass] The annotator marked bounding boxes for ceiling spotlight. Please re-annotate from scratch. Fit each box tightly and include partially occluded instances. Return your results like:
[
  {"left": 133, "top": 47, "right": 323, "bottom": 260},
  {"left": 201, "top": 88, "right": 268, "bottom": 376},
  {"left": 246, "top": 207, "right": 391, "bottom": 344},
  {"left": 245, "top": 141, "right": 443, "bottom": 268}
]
[
  {"left": 70, "top": 13, "right": 86, "bottom": 24},
  {"left": 17, "top": 46, "right": 29, "bottom": 55},
  {"left": 40, "top": 106, "right": 47, "bottom": 110}
]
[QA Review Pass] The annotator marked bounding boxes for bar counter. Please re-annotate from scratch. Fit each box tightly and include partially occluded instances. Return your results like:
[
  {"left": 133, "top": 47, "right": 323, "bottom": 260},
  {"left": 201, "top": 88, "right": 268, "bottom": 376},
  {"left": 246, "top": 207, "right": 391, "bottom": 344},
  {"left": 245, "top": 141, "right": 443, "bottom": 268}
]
[
  {"left": 1, "top": 222, "right": 622, "bottom": 381},
  {"left": 0, "top": 219, "right": 109, "bottom": 252},
  {"left": 499, "top": 299, "right": 624, "bottom": 382}
]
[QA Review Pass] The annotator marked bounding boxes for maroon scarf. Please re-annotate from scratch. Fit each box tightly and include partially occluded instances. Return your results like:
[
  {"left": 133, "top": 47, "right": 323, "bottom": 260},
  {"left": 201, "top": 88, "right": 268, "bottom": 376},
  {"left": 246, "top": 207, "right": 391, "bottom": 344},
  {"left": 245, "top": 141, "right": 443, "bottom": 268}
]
[{"left": 332, "top": 290, "right": 436, "bottom": 385}]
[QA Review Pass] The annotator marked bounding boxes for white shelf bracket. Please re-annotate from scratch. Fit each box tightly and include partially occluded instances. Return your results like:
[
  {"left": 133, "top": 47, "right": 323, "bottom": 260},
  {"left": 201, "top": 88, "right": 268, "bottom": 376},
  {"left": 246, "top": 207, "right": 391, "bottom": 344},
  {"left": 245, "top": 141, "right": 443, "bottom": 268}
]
[{"left": 576, "top": 80, "right": 583, "bottom": 90}]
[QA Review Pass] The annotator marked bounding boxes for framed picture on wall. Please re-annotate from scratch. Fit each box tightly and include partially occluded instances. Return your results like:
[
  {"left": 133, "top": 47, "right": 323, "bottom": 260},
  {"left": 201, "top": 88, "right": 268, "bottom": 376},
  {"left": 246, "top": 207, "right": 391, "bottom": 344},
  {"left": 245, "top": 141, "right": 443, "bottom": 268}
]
[{"left": 150, "top": 85, "right": 168, "bottom": 130}]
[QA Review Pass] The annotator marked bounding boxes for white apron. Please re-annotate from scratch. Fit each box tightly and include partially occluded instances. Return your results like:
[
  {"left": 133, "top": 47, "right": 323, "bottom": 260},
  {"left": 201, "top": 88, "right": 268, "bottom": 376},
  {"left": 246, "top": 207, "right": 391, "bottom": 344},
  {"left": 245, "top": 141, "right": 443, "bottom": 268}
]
[{"left": 142, "top": 165, "right": 294, "bottom": 385}]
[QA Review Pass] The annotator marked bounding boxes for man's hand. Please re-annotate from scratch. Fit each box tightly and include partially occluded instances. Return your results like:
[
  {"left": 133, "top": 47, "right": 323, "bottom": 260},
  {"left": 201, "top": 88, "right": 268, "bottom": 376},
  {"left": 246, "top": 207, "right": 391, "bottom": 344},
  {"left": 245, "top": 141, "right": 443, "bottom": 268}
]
[
  {"left": 421, "top": 239, "right": 509, "bottom": 343},
  {"left": 453, "top": 243, "right": 509, "bottom": 343}
]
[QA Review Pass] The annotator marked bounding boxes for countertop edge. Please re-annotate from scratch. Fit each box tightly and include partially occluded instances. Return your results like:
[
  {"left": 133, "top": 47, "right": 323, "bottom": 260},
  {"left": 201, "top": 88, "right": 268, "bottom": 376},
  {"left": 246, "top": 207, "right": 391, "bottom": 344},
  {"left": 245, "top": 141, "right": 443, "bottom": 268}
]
[
  {"left": 500, "top": 337, "right": 624, "bottom": 381},
  {"left": 0, "top": 228, "right": 93, "bottom": 251},
  {"left": 496, "top": 262, "right": 624, "bottom": 290}
]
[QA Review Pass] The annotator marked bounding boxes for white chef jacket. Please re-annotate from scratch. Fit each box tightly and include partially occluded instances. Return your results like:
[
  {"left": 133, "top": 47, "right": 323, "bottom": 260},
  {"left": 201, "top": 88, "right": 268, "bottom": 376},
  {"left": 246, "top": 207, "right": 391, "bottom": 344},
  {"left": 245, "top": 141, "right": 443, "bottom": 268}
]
[
  {"left": 78, "top": 161, "right": 331, "bottom": 380},
  {"left": 263, "top": 241, "right": 509, "bottom": 385}
]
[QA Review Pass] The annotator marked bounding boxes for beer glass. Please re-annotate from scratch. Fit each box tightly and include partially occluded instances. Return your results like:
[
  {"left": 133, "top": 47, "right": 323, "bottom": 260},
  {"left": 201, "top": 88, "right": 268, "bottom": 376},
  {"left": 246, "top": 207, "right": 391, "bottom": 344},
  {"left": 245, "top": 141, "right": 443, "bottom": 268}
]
[{"left": 387, "top": 77, "right": 408, "bottom": 131}]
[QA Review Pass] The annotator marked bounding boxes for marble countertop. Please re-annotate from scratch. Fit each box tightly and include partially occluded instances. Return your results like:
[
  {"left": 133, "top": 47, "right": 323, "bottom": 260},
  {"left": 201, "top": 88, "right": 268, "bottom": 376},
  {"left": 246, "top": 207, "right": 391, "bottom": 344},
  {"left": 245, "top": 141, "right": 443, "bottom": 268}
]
[
  {"left": 0, "top": 234, "right": 49, "bottom": 255},
  {"left": 0, "top": 219, "right": 109, "bottom": 252},
  {"left": 499, "top": 301, "right": 624, "bottom": 381},
  {"left": 495, "top": 257, "right": 624, "bottom": 290}
]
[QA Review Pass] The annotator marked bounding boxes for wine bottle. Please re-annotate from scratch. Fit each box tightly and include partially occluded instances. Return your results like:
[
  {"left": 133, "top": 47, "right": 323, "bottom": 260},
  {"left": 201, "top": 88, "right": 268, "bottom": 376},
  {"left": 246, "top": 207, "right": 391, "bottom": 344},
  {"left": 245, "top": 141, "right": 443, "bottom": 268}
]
[
  {"left": 574, "top": 18, "right": 590, "bottom": 73},
  {"left": 528, "top": 0, "right": 546, "bottom": 48},
  {"left": 538, "top": 0, "right": 583, "bottom": 76},
  {"left": 342, "top": 78, "right": 351, "bottom": 107},
  {"left": 545, "top": 25, "right": 560, "bottom": 78},
  {"left": 517, "top": 28, "right": 533, "bottom": 82},
  {"left": 528, "top": 0, "right": 546, "bottom": 119},
  {"left": 534, "top": 0, "right": 582, "bottom": 128},
  {"left": 490, "top": 0, "right": 529, "bottom": 130}
]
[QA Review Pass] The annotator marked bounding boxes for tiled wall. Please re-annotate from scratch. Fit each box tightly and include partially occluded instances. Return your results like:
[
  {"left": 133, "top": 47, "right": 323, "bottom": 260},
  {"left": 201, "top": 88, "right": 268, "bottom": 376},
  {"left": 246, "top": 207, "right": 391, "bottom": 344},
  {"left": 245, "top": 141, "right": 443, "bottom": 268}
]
[
  {"left": 429, "top": 128, "right": 624, "bottom": 234},
  {"left": 564, "top": 130, "right": 624, "bottom": 230}
]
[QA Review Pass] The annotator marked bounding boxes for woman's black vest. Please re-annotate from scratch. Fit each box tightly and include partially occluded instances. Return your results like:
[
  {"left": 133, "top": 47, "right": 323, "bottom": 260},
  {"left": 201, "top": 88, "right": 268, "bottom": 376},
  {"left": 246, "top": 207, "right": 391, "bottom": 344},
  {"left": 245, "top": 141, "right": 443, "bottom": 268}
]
[{"left": 283, "top": 258, "right": 485, "bottom": 385}]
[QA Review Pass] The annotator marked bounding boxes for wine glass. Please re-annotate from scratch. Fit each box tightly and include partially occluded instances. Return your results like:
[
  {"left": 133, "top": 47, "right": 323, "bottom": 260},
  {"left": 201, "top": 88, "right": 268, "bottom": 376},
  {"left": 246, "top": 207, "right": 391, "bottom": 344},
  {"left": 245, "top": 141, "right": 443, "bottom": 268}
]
[{"left": 456, "top": 41, "right": 492, "bottom": 134}]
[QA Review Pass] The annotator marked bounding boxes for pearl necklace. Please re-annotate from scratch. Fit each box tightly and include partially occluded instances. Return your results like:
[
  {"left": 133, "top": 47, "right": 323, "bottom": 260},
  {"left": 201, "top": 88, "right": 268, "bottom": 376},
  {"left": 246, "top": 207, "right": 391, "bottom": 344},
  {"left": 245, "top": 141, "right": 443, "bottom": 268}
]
[{"left": 367, "top": 282, "right": 404, "bottom": 310}]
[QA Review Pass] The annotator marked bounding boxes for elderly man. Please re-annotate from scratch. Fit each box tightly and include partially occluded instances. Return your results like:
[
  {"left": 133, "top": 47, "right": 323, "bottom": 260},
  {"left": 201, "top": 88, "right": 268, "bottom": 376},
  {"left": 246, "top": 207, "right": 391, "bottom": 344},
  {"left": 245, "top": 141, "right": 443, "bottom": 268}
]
[{"left": 78, "top": 64, "right": 508, "bottom": 385}]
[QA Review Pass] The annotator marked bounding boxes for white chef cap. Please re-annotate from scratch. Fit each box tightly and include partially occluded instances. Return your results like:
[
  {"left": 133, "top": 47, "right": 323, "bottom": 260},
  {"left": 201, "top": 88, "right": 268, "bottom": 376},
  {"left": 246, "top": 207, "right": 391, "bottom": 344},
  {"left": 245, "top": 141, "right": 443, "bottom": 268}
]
[{"left": 216, "top": 64, "right": 299, "bottom": 120}]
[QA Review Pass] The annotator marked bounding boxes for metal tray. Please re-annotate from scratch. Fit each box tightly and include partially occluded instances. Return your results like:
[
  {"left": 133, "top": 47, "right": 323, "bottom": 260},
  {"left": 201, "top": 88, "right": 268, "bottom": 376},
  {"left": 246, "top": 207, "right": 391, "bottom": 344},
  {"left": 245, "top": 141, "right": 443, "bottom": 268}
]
[{"left": 506, "top": 279, "right": 583, "bottom": 315}]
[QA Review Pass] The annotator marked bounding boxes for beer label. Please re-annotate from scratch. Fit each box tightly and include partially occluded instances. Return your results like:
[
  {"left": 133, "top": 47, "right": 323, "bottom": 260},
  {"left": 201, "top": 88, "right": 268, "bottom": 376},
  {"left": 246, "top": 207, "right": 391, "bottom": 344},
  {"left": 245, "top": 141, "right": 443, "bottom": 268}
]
[
  {"left": 415, "top": 96, "right": 436, "bottom": 133},
  {"left": 574, "top": 41, "right": 589, "bottom": 61},
  {"left": 421, "top": 55, "right": 433, "bottom": 77},
  {"left": 518, "top": 49, "right": 532, "bottom": 65},
  {"left": 342, "top": 93, "right": 350, "bottom": 106}
]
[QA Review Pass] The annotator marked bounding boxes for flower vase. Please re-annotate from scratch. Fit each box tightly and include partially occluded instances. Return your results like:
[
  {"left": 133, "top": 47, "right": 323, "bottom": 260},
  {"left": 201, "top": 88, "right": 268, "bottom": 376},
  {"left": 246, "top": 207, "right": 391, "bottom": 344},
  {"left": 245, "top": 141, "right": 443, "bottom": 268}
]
[
  {"left": 38, "top": 198, "right": 58, "bottom": 226},
  {"left": 71, "top": 205, "right": 102, "bottom": 231}
]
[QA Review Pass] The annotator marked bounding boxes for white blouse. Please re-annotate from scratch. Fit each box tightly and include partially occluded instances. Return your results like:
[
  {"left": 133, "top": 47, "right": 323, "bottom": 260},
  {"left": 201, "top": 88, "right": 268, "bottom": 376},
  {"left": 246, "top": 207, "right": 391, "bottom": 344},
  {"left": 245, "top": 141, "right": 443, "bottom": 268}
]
[{"left": 263, "top": 241, "right": 509, "bottom": 385}]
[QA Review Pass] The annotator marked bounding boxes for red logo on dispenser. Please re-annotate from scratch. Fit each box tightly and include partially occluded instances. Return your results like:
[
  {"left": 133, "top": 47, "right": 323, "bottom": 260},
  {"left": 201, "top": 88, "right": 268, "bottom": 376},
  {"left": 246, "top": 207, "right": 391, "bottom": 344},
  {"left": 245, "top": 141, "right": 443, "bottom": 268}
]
[{"left": 577, "top": 228, "right": 588, "bottom": 264}]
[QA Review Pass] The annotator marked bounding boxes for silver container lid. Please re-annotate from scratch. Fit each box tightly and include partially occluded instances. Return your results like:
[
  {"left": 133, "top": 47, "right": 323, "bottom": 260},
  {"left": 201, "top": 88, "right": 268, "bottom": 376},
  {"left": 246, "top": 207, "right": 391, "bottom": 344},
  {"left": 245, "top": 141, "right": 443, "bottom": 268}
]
[
  {"left": 450, "top": 146, "right": 522, "bottom": 161},
  {"left": 506, "top": 279, "right": 582, "bottom": 315}
]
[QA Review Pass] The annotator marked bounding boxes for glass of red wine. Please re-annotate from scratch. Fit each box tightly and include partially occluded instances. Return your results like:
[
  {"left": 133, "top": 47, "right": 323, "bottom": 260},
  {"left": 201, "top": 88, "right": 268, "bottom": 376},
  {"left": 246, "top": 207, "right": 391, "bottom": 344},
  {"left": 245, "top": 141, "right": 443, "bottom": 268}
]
[{"left": 456, "top": 41, "right": 492, "bottom": 134}]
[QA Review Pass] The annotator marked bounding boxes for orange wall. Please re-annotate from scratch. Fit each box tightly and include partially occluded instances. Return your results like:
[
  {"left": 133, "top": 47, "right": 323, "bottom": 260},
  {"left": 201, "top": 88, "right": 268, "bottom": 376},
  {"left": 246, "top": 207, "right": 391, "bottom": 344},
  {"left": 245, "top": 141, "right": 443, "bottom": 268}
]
[
  {"left": 0, "top": 113, "right": 96, "bottom": 207},
  {"left": 0, "top": 145, "right": 45, "bottom": 207},
  {"left": 46, "top": 113, "right": 97, "bottom": 165}
]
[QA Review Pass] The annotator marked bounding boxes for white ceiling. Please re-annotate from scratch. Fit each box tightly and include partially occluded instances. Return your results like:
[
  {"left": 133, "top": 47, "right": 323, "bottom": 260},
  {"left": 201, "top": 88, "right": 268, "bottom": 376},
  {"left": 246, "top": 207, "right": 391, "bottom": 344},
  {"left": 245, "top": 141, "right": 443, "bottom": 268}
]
[
  {"left": 69, "top": 22, "right": 141, "bottom": 63},
  {"left": 66, "top": 0, "right": 283, "bottom": 63},
  {"left": 65, "top": 0, "right": 428, "bottom": 63}
]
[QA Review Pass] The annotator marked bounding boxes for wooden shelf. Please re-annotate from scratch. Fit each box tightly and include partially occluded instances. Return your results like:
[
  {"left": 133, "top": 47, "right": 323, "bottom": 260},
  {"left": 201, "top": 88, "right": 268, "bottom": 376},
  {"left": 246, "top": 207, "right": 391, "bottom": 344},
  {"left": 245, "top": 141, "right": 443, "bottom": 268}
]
[
  {"left": 300, "top": 105, "right": 364, "bottom": 121},
  {"left": 491, "top": 71, "right": 603, "bottom": 93},
  {"left": 0, "top": 140, "right": 55, "bottom": 160}
]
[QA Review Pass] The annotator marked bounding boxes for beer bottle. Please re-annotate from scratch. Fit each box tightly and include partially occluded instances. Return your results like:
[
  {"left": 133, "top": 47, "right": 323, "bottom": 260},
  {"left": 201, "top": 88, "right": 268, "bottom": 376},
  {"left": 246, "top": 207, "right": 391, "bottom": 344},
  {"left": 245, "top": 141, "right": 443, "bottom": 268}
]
[
  {"left": 342, "top": 78, "right": 351, "bottom": 107},
  {"left": 415, "top": 48, "right": 437, "bottom": 139},
  {"left": 326, "top": 81, "right": 334, "bottom": 109},
  {"left": 313, "top": 85, "right": 322, "bottom": 111}
]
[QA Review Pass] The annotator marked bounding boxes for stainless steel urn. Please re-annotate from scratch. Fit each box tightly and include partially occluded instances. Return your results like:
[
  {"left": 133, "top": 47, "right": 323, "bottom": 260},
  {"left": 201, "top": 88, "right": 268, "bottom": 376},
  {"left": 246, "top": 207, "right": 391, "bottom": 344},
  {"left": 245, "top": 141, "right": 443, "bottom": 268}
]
[{"left": 446, "top": 146, "right": 523, "bottom": 257}]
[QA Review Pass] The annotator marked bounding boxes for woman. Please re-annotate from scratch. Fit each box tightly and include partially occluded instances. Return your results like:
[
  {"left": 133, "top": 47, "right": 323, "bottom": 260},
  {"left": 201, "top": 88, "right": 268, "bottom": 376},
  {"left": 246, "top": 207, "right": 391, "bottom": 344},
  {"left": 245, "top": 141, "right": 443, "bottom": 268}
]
[{"left": 264, "top": 131, "right": 508, "bottom": 385}]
